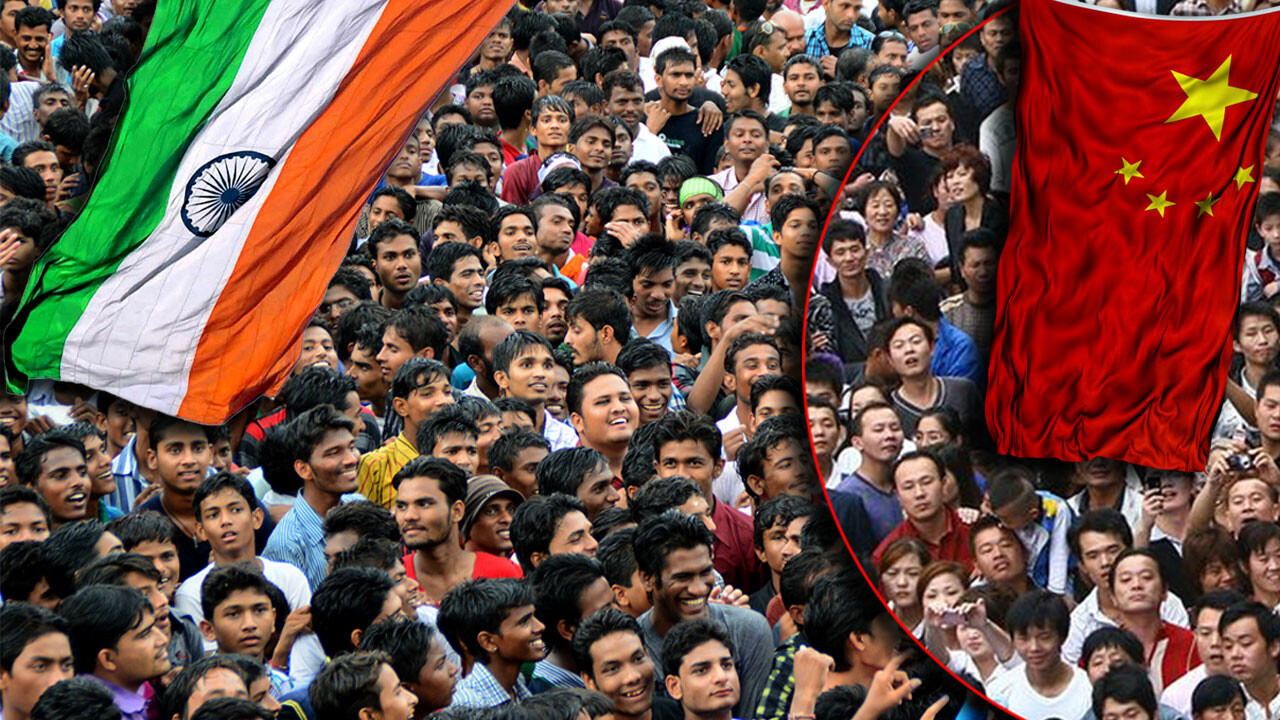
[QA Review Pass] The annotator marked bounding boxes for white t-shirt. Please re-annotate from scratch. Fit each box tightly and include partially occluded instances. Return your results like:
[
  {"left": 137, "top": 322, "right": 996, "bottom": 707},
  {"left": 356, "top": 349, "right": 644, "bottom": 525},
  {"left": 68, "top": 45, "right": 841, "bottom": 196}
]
[
  {"left": 175, "top": 556, "right": 312, "bottom": 652},
  {"left": 985, "top": 663, "right": 1093, "bottom": 720}
]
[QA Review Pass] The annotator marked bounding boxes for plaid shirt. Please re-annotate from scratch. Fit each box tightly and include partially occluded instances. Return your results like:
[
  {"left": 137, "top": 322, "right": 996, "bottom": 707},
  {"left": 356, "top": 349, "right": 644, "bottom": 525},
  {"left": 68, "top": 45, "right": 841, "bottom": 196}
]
[
  {"left": 961, "top": 54, "right": 1008, "bottom": 123},
  {"left": 804, "top": 22, "right": 875, "bottom": 58},
  {"left": 356, "top": 432, "right": 418, "bottom": 509},
  {"left": 450, "top": 661, "right": 532, "bottom": 709},
  {"left": 755, "top": 633, "right": 804, "bottom": 720},
  {"left": 1170, "top": 0, "right": 1242, "bottom": 14}
]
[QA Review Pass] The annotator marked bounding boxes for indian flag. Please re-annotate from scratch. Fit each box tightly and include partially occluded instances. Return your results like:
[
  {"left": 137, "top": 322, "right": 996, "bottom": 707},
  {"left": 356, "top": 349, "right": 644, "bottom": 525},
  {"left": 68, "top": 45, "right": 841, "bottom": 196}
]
[{"left": 4, "top": 0, "right": 511, "bottom": 424}]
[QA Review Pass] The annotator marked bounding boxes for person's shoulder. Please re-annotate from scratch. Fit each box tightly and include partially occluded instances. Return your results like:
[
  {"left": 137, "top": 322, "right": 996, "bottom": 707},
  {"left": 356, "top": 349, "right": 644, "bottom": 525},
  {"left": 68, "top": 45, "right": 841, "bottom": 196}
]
[
  {"left": 941, "top": 376, "right": 980, "bottom": 396},
  {"left": 262, "top": 556, "right": 310, "bottom": 581},
  {"left": 474, "top": 551, "right": 524, "bottom": 578},
  {"left": 712, "top": 600, "right": 772, "bottom": 633}
]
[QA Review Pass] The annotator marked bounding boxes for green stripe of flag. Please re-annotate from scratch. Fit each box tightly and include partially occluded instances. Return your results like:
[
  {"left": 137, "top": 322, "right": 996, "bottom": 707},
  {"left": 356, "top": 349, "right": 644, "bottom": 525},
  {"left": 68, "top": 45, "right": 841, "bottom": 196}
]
[{"left": 5, "top": 0, "right": 274, "bottom": 388}]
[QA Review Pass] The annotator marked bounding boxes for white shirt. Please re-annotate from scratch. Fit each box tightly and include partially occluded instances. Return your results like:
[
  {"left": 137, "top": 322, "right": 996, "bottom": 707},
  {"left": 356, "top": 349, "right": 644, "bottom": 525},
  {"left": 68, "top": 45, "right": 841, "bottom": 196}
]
[
  {"left": 1245, "top": 684, "right": 1280, "bottom": 720},
  {"left": 768, "top": 73, "right": 790, "bottom": 115},
  {"left": 175, "top": 557, "right": 312, "bottom": 652},
  {"left": 979, "top": 103, "right": 1015, "bottom": 195},
  {"left": 1160, "top": 663, "right": 1206, "bottom": 718},
  {"left": 1063, "top": 587, "right": 1190, "bottom": 664},
  {"left": 710, "top": 166, "right": 769, "bottom": 225},
  {"left": 712, "top": 406, "right": 747, "bottom": 508},
  {"left": 985, "top": 662, "right": 1093, "bottom": 720},
  {"left": 632, "top": 123, "right": 672, "bottom": 164},
  {"left": 543, "top": 410, "right": 580, "bottom": 451}
]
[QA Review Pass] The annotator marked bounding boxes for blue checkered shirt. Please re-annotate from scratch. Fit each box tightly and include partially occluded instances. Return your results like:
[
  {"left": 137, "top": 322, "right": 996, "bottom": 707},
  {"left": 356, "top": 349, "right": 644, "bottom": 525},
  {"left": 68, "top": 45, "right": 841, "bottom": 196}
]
[
  {"left": 961, "top": 53, "right": 1008, "bottom": 123},
  {"left": 449, "top": 662, "right": 532, "bottom": 709},
  {"left": 262, "top": 498, "right": 328, "bottom": 590},
  {"left": 804, "top": 22, "right": 874, "bottom": 58}
]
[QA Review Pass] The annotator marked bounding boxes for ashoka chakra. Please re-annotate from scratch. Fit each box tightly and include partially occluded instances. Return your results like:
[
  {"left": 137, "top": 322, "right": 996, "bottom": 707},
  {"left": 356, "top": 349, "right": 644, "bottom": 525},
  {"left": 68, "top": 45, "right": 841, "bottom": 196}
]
[{"left": 180, "top": 151, "right": 276, "bottom": 238}]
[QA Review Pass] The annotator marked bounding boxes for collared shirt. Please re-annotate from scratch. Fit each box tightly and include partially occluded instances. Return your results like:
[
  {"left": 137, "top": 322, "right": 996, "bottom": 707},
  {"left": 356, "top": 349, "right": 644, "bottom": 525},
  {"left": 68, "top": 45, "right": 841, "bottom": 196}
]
[
  {"left": 755, "top": 632, "right": 803, "bottom": 720},
  {"left": 873, "top": 506, "right": 973, "bottom": 572},
  {"left": 1013, "top": 491, "right": 1074, "bottom": 596},
  {"left": 357, "top": 432, "right": 418, "bottom": 509},
  {"left": 87, "top": 675, "right": 153, "bottom": 720},
  {"left": 269, "top": 665, "right": 296, "bottom": 699},
  {"left": 631, "top": 300, "right": 678, "bottom": 358},
  {"left": 1063, "top": 587, "right": 1190, "bottom": 664},
  {"left": 803, "top": 22, "right": 874, "bottom": 58},
  {"left": 108, "top": 434, "right": 146, "bottom": 511},
  {"left": 1171, "top": 0, "right": 1242, "bottom": 14},
  {"left": 529, "top": 658, "right": 586, "bottom": 693},
  {"left": 1244, "top": 682, "right": 1280, "bottom": 720},
  {"left": 932, "top": 318, "right": 985, "bottom": 390},
  {"left": 0, "top": 80, "right": 42, "bottom": 145},
  {"left": 263, "top": 496, "right": 330, "bottom": 590},
  {"left": 1145, "top": 621, "right": 1199, "bottom": 696},
  {"left": 449, "top": 661, "right": 532, "bottom": 709},
  {"left": 960, "top": 54, "right": 1008, "bottom": 123},
  {"left": 1160, "top": 663, "right": 1205, "bottom": 718},
  {"left": 711, "top": 166, "right": 768, "bottom": 225},
  {"left": 544, "top": 409, "right": 580, "bottom": 451}
]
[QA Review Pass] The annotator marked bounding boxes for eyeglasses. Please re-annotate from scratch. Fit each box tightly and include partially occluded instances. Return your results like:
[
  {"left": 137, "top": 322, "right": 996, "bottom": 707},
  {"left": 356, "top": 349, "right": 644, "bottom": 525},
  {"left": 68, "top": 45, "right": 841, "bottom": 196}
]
[
  {"left": 876, "top": 30, "right": 906, "bottom": 38},
  {"left": 940, "top": 21, "right": 973, "bottom": 34}
]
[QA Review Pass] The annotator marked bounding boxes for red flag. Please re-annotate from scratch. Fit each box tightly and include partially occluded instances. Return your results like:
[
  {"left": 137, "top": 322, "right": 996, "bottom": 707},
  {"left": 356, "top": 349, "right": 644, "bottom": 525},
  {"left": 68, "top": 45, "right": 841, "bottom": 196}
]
[{"left": 987, "top": 0, "right": 1280, "bottom": 471}]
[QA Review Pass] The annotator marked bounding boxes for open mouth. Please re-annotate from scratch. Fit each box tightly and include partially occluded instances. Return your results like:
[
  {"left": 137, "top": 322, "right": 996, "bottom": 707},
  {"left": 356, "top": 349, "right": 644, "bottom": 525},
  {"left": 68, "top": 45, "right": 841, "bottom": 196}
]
[
  {"left": 620, "top": 686, "right": 648, "bottom": 701},
  {"left": 609, "top": 416, "right": 630, "bottom": 426},
  {"left": 66, "top": 492, "right": 87, "bottom": 506},
  {"left": 679, "top": 597, "right": 707, "bottom": 614},
  {"left": 221, "top": 531, "right": 239, "bottom": 544}
]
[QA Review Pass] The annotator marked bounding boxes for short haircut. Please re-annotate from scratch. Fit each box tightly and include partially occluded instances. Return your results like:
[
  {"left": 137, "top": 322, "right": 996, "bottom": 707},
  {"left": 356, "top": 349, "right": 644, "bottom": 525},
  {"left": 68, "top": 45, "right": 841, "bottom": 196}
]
[
  {"left": 356, "top": 616, "right": 438, "bottom": 695},
  {"left": 279, "top": 365, "right": 358, "bottom": 420},
  {"left": 1068, "top": 508, "right": 1134, "bottom": 557},
  {"left": 566, "top": 287, "right": 633, "bottom": 342},
  {"left": 160, "top": 655, "right": 252, "bottom": 720},
  {"left": 437, "top": 578, "right": 534, "bottom": 664},
  {"left": 565, "top": 362, "right": 629, "bottom": 417},
  {"left": 1081, "top": 626, "right": 1144, "bottom": 668},
  {"left": 105, "top": 510, "right": 179, "bottom": 551},
  {"left": 536, "top": 447, "right": 609, "bottom": 496},
  {"left": 632, "top": 511, "right": 714, "bottom": 579},
  {"left": 385, "top": 305, "right": 449, "bottom": 361},
  {"left": 1006, "top": 589, "right": 1070, "bottom": 641},
  {"left": 571, "top": 606, "right": 647, "bottom": 679},
  {"left": 631, "top": 476, "right": 704, "bottom": 522},
  {"left": 509, "top": 493, "right": 589, "bottom": 575},
  {"left": 310, "top": 651, "right": 390, "bottom": 720},
  {"left": 30, "top": 677, "right": 121, "bottom": 720},
  {"left": 725, "top": 53, "right": 771, "bottom": 102},
  {"left": 655, "top": 46, "right": 696, "bottom": 75},
  {"left": 43, "top": 520, "right": 112, "bottom": 598},
  {"left": 487, "top": 427, "right": 551, "bottom": 473},
  {"left": 707, "top": 226, "right": 752, "bottom": 259},
  {"left": 415, "top": 405, "right": 480, "bottom": 456},
  {"left": 751, "top": 373, "right": 801, "bottom": 414},
  {"left": 485, "top": 273, "right": 545, "bottom": 316},
  {"left": 60, "top": 584, "right": 152, "bottom": 674},
  {"left": 592, "top": 185, "right": 650, "bottom": 224},
  {"left": 753, "top": 493, "right": 812, "bottom": 551},
  {"left": 0, "top": 484, "right": 52, "bottom": 526},
  {"left": 780, "top": 549, "right": 832, "bottom": 610},
  {"left": 737, "top": 413, "right": 808, "bottom": 498},
  {"left": 199, "top": 562, "right": 277, "bottom": 622},
  {"left": 285, "top": 405, "right": 356, "bottom": 465},
  {"left": 803, "top": 567, "right": 886, "bottom": 672},
  {"left": 330, "top": 537, "right": 404, "bottom": 574},
  {"left": 311, "top": 566, "right": 397, "bottom": 657},
  {"left": 493, "top": 329, "right": 553, "bottom": 375},
  {"left": 391, "top": 455, "right": 469, "bottom": 506},
  {"left": 192, "top": 471, "right": 257, "bottom": 519},
  {"left": 75, "top": 552, "right": 161, "bottom": 593},
  {"left": 661, "top": 615, "right": 736, "bottom": 679},
  {"left": 366, "top": 217, "right": 420, "bottom": 261},
  {"left": 322, "top": 500, "right": 399, "bottom": 542},
  {"left": 493, "top": 73, "right": 539, "bottom": 130},
  {"left": 651, "top": 409, "right": 722, "bottom": 462},
  {"left": 724, "top": 331, "right": 778, "bottom": 374},
  {"left": 1091, "top": 664, "right": 1157, "bottom": 720},
  {"left": 616, "top": 337, "right": 671, "bottom": 376},
  {"left": 1192, "top": 675, "right": 1248, "bottom": 717},
  {"left": 0, "top": 601, "right": 68, "bottom": 673},
  {"left": 531, "top": 553, "right": 609, "bottom": 652},
  {"left": 15, "top": 432, "right": 85, "bottom": 487}
]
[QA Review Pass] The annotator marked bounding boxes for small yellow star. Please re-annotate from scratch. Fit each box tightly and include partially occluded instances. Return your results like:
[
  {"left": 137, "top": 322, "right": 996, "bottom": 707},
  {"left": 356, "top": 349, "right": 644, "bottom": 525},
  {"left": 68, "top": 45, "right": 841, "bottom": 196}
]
[
  {"left": 1115, "top": 158, "right": 1144, "bottom": 185},
  {"left": 1236, "top": 165, "right": 1256, "bottom": 190},
  {"left": 1145, "top": 191, "right": 1175, "bottom": 217},
  {"left": 1195, "top": 192, "right": 1219, "bottom": 217}
]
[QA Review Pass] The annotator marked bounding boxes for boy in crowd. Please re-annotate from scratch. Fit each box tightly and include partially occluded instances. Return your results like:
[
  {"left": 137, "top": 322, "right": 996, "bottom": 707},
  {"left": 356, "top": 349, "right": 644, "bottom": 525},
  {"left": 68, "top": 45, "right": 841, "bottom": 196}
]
[{"left": 439, "top": 578, "right": 547, "bottom": 708}]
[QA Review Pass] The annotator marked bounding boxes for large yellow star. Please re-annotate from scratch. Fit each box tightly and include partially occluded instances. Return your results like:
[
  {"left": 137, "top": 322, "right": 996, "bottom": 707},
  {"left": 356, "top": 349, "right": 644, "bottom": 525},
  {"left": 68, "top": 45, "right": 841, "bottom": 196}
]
[
  {"left": 1145, "top": 191, "right": 1175, "bottom": 217},
  {"left": 1195, "top": 192, "right": 1219, "bottom": 217},
  {"left": 1115, "top": 158, "right": 1144, "bottom": 185},
  {"left": 1236, "top": 165, "right": 1256, "bottom": 189},
  {"left": 1165, "top": 56, "right": 1260, "bottom": 141}
]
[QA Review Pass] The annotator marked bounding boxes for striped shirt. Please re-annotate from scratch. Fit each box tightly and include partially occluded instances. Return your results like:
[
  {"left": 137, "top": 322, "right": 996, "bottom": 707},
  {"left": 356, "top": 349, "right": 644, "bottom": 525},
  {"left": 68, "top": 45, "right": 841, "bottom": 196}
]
[
  {"left": 1, "top": 80, "right": 44, "bottom": 145},
  {"left": 449, "top": 661, "right": 532, "bottom": 709},
  {"left": 804, "top": 22, "right": 874, "bottom": 58},
  {"left": 108, "top": 435, "right": 145, "bottom": 511},
  {"left": 529, "top": 659, "right": 586, "bottom": 693},
  {"left": 741, "top": 221, "right": 782, "bottom": 282},
  {"left": 262, "top": 496, "right": 330, "bottom": 590},
  {"left": 357, "top": 432, "right": 418, "bottom": 509}
]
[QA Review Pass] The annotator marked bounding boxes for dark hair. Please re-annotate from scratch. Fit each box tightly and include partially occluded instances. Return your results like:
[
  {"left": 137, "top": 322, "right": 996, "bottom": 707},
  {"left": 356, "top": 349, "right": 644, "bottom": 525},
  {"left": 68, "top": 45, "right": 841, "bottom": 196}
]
[
  {"left": 753, "top": 494, "right": 812, "bottom": 551},
  {"left": 0, "top": 601, "right": 68, "bottom": 673},
  {"left": 366, "top": 217, "right": 421, "bottom": 262},
  {"left": 192, "top": 471, "right": 258, "bottom": 520},
  {"left": 279, "top": 366, "right": 358, "bottom": 421},
  {"left": 651, "top": 410, "right": 722, "bottom": 463},
  {"left": 356, "top": 616, "right": 438, "bottom": 696},
  {"left": 631, "top": 476, "right": 704, "bottom": 522},
  {"left": 564, "top": 363, "right": 628, "bottom": 418},
  {"left": 370, "top": 186, "right": 416, "bottom": 224},
  {"left": 1192, "top": 675, "right": 1248, "bottom": 717},
  {"left": 199, "top": 562, "right": 277, "bottom": 623},
  {"left": 725, "top": 53, "right": 771, "bottom": 104},
  {"left": 592, "top": 185, "right": 650, "bottom": 224},
  {"left": 0, "top": 484, "right": 52, "bottom": 527},
  {"left": 160, "top": 654, "right": 253, "bottom": 720},
  {"left": 59, "top": 32, "right": 115, "bottom": 75},
  {"left": 43, "top": 519, "right": 114, "bottom": 598},
  {"left": 1006, "top": 590, "right": 1070, "bottom": 641},
  {"left": 661, "top": 616, "right": 735, "bottom": 677},
  {"left": 509, "top": 493, "right": 589, "bottom": 575},
  {"left": 30, "top": 677, "right": 121, "bottom": 720},
  {"left": 1091, "top": 664, "right": 1157, "bottom": 720},
  {"left": 565, "top": 287, "right": 633, "bottom": 344},
  {"left": 737, "top": 413, "right": 809, "bottom": 499},
  {"left": 572, "top": 606, "right": 646, "bottom": 677},
  {"left": 750, "top": 374, "right": 801, "bottom": 414},
  {"left": 632, "top": 512, "right": 714, "bottom": 579},
  {"left": 190, "top": 697, "right": 274, "bottom": 720},
  {"left": 391, "top": 455, "right": 469, "bottom": 506},
  {"left": 14, "top": 432, "right": 85, "bottom": 488},
  {"left": 285, "top": 405, "right": 356, "bottom": 466},
  {"left": 724, "top": 331, "right": 778, "bottom": 374},
  {"left": 415, "top": 405, "right": 480, "bottom": 456},
  {"left": 654, "top": 46, "right": 696, "bottom": 75},
  {"left": 60, "top": 584, "right": 151, "bottom": 674},
  {"left": 322, "top": 500, "right": 400, "bottom": 543},
  {"left": 438, "top": 578, "right": 535, "bottom": 664},
  {"left": 803, "top": 567, "right": 887, "bottom": 671},
  {"left": 616, "top": 338, "right": 671, "bottom": 378},
  {"left": 596, "top": 526, "right": 639, "bottom": 591},
  {"left": 389, "top": 356, "right": 451, "bottom": 404},
  {"left": 0, "top": 165, "right": 47, "bottom": 202},
  {"left": 487, "top": 427, "right": 551, "bottom": 474},
  {"left": 1220, "top": 600, "right": 1280, "bottom": 646},
  {"left": 531, "top": 553, "right": 609, "bottom": 652},
  {"left": 75, "top": 552, "right": 161, "bottom": 593},
  {"left": 1068, "top": 508, "right": 1134, "bottom": 557},
  {"left": 330, "top": 537, "right": 404, "bottom": 575},
  {"left": 493, "top": 329, "right": 553, "bottom": 375},
  {"left": 1081, "top": 626, "right": 1144, "bottom": 668},
  {"left": 779, "top": 548, "right": 832, "bottom": 611},
  {"left": 310, "top": 651, "right": 390, "bottom": 720},
  {"left": 492, "top": 73, "right": 539, "bottom": 130},
  {"left": 536, "top": 447, "right": 609, "bottom": 496},
  {"left": 495, "top": 397, "right": 537, "bottom": 426},
  {"left": 42, "top": 107, "right": 90, "bottom": 153},
  {"left": 311, "top": 567, "right": 397, "bottom": 656},
  {"left": 105, "top": 510, "right": 179, "bottom": 551},
  {"left": 486, "top": 273, "right": 545, "bottom": 317},
  {"left": 0, "top": 542, "right": 51, "bottom": 609},
  {"left": 385, "top": 305, "right": 450, "bottom": 361}
]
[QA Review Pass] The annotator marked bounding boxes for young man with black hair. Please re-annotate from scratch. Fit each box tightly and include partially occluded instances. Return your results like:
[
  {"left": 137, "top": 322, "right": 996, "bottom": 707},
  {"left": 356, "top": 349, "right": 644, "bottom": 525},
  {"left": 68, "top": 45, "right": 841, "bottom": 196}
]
[
  {"left": 509, "top": 493, "right": 599, "bottom": 575},
  {"left": 487, "top": 427, "right": 550, "bottom": 499},
  {"left": 986, "top": 590, "right": 1093, "bottom": 719},
  {"left": 597, "top": 527, "right": 652, "bottom": 619},
  {"left": 566, "top": 287, "right": 632, "bottom": 366},
  {"left": 457, "top": 315, "right": 515, "bottom": 402},
  {"left": 536, "top": 446, "right": 621, "bottom": 521},
  {"left": 355, "top": 618, "right": 458, "bottom": 720},
  {"left": 485, "top": 273, "right": 544, "bottom": 333},
  {"left": 1108, "top": 548, "right": 1199, "bottom": 693},
  {"left": 104, "top": 512, "right": 181, "bottom": 603},
  {"left": 749, "top": 493, "right": 810, "bottom": 615},
  {"left": 888, "top": 264, "right": 984, "bottom": 388},
  {"left": 158, "top": 656, "right": 252, "bottom": 720},
  {"left": 0, "top": 484, "right": 50, "bottom": 552},
  {"left": 633, "top": 513, "right": 774, "bottom": 718},
  {"left": 652, "top": 47, "right": 724, "bottom": 175},
  {"left": 529, "top": 553, "right": 616, "bottom": 693},
  {"left": 627, "top": 234, "right": 679, "bottom": 356},
  {"left": 60, "top": 584, "right": 172, "bottom": 720},
  {"left": 1218, "top": 601, "right": 1280, "bottom": 720},
  {"left": 1161, "top": 590, "right": 1246, "bottom": 716},
  {"left": 872, "top": 449, "right": 972, "bottom": 571},
  {"left": 13, "top": 431, "right": 90, "bottom": 529},
  {"left": 174, "top": 472, "right": 310, "bottom": 630},
  {"left": 618, "top": 338, "right": 683, "bottom": 426},
  {"left": 415, "top": 406, "right": 480, "bottom": 477},
  {"left": 707, "top": 228, "right": 753, "bottom": 293},
  {"left": 307, "top": 651, "right": 416, "bottom": 720},
  {"left": 568, "top": 363, "right": 640, "bottom": 482},
  {"left": 28, "top": 677, "right": 121, "bottom": 720},
  {"left": 193, "top": 564, "right": 294, "bottom": 699},
  {"left": 426, "top": 242, "right": 487, "bottom": 332},
  {"left": 501, "top": 95, "right": 576, "bottom": 205},
  {"left": 572, "top": 606, "right": 682, "bottom": 720},
  {"left": 367, "top": 219, "right": 423, "bottom": 311},
  {"left": 393, "top": 456, "right": 521, "bottom": 606},
  {"left": 662, "top": 618, "right": 741, "bottom": 720},
  {"left": 493, "top": 330, "right": 579, "bottom": 449},
  {"left": 603, "top": 69, "right": 671, "bottom": 165},
  {"left": 711, "top": 110, "right": 774, "bottom": 225},
  {"left": 316, "top": 266, "right": 373, "bottom": 331},
  {"left": 531, "top": 193, "right": 585, "bottom": 283},
  {"left": 438, "top": 578, "right": 547, "bottom": 709},
  {"left": 0, "top": 602, "right": 74, "bottom": 720},
  {"left": 263, "top": 406, "right": 360, "bottom": 590},
  {"left": 651, "top": 409, "right": 761, "bottom": 593}
]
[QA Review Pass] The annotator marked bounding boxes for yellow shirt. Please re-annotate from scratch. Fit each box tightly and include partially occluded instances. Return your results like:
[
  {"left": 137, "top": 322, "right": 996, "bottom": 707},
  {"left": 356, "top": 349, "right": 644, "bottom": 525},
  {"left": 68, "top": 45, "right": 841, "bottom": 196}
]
[{"left": 356, "top": 433, "right": 418, "bottom": 508}]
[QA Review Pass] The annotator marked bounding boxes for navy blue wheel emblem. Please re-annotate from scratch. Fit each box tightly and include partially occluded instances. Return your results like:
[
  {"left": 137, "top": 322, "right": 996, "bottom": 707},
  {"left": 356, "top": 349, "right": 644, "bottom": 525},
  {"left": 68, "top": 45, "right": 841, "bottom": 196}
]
[{"left": 180, "top": 151, "right": 276, "bottom": 237}]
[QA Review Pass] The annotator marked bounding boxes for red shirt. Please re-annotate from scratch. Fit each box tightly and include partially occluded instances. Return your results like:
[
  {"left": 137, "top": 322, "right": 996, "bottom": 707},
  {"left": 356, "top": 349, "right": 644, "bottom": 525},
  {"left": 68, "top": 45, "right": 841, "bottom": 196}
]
[
  {"left": 711, "top": 500, "right": 765, "bottom": 592},
  {"left": 501, "top": 138, "right": 527, "bottom": 166},
  {"left": 872, "top": 507, "right": 974, "bottom": 572},
  {"left": 402, "top": 551, "right": 523, "bottom": 600},
  {"left": 500, "top": 154, "right": 543, "bottom": 205},
  {"left": 1146, "top": 621, "right": 1200, "bottom": 693}
]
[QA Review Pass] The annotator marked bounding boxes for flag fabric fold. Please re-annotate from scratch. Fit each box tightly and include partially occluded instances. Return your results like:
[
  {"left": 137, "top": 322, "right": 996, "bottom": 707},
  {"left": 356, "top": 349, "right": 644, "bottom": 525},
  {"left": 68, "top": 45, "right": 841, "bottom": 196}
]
[
  {"left": 986, "top": 0, "right": 1280, "bottom": 471},
  {"left": 4, "top": 0, "right": 511, "bottom": 424}
]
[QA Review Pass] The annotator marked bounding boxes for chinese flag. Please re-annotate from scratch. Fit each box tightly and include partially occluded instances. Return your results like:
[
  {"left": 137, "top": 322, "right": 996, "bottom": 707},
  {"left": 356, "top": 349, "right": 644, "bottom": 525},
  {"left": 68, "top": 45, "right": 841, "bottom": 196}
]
[{"left": 987, "top": 0, "right": 1280, "bottom": 471}]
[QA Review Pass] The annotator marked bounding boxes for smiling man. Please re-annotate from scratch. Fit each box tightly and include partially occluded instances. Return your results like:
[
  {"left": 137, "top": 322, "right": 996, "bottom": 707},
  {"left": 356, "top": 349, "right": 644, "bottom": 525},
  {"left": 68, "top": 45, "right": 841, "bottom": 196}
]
[
  {"left": 617, "top": 338, "right": 680, "bottom": 426},
  {"left": 626, "top": 235, "right": 678, "bottom": 357},
  {"left": 14, "top": 433, "right": 90, "bottom": 530},
  {"left": 632, "top": 513, "right": 774, "bottom": 720},
  {"left": 488, "top": 206, "right": 540, "bottom": 264},
  {"left": 568, "top": 364, "right": 639, "bottom": 484},
  {"left": 440, "top": 578, "right": 547, "bottom": 709},
  {"left": 573, "top": 607, "right": 681, "bottom": 720},
  {"left": 493, "top": 331, "right": 579, "bottom": 451},
  {"left": 61, "top": 584, "right": 172, "bottom": 720}
]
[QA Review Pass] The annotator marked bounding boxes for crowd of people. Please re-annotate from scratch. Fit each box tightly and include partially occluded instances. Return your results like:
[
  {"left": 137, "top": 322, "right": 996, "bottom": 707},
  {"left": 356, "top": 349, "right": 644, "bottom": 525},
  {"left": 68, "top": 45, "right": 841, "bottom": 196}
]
[
  {"left": 0, "top": 0, "right": 1000, "bottom": 719},
  {"left": 802, "top": 0, "right": 1280, "bottom": 719}
]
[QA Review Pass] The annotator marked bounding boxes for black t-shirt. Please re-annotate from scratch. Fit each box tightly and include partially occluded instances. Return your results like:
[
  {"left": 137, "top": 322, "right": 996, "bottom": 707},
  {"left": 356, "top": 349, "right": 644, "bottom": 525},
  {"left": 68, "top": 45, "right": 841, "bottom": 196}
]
[
  {"left": 657, "top": 109, "right": 725, "bottom": 175},
  {"left": 652, "top": 697, "right": 684, "bottom": 720},
  {"left": 139, "top": 492, "right": 277, "bottom": 581},
  {"left": 889, "top": 146, "right": 942, "bottom": 213},
  {"left": 644, "top": 86, "right": 727, "bottom": 113}
]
